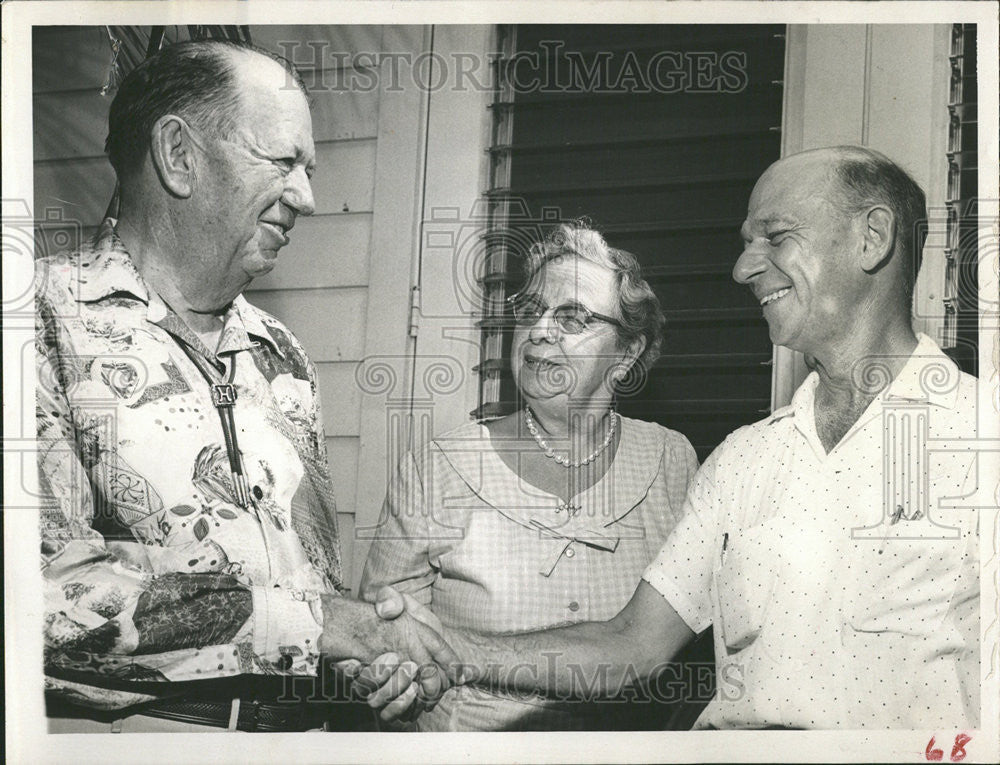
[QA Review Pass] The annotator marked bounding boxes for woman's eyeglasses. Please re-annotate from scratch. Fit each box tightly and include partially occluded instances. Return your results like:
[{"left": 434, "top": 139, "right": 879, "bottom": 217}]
[{"left": 507, "top": 293, "right": 623, "bottom": 334}]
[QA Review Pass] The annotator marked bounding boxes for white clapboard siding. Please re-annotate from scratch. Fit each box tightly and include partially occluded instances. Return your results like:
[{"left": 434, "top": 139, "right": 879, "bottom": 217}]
[
  {"left": 32, "top": 25, "right": 385, "bottom": 95},
  {"left": 301, "top": 71, "right": 381, "bottom": 143},
  {"left": 250, "top": 212, "right": 371, "bottom": 290},
  {"left": 325, "top": 435, "right": 359, "bottom": 521},
  {"left": 310, "top": 139, "right": 377, "bottom": 215},
  {"left": 245, "top": 287, "right": 367, "bottom": 362},
  {"left": 314, "top": 361, "right": 363, "bottom": 437}
]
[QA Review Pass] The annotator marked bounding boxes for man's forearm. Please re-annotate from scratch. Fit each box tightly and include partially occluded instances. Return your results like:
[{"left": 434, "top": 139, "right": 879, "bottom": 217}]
[
  {"left": 318, "top": 595, "right": 399, "bottom": 661},
  {"left": 447, "top": 620, "right": 643, "bottom": 697},
  {"left": 442, "top": 582, "right": 696, "bottom": 699}
]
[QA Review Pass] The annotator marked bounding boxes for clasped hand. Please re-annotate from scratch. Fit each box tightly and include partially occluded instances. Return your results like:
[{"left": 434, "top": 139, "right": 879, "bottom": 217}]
[{"left": 320, "top": 586, "right": 467, "bottom": 723}]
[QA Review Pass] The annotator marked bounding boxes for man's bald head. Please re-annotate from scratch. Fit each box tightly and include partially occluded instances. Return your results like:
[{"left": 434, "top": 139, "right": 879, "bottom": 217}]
[
  {"left": 736, "top": 146, "right": 927, "bottom": 354},
  {"left": 794, "top": 146, "right": 927, "bottom": 291},
  {"left": 105, "top": 39, "right": 307, "bottom": 184}
]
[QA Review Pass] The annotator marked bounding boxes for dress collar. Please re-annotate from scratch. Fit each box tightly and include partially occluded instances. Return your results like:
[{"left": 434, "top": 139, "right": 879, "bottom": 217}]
[{"left": 431, "top": 417, "right": 668, "bottom": 575}]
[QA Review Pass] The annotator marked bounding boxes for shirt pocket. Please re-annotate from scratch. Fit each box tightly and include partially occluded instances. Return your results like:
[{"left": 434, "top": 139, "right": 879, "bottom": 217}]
[
  {"left": 712, "top": 519, "right": 783, "bottom": 653},
  {"left": 846, "top": 534, "right": 966, "bottom": 637}
]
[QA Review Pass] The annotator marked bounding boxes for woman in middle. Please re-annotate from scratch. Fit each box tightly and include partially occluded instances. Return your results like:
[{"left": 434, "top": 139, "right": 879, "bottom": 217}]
[{"left": 360, "top": 221, "right": 698, "bottom": 731}]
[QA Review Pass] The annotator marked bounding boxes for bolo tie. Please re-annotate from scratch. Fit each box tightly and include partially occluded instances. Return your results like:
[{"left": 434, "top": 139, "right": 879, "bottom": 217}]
[{"left": 175, "top": 339, "right": 254, "bottom": 509}]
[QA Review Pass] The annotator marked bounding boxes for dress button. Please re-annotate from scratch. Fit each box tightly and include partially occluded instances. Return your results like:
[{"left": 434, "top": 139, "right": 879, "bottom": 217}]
[
  {"left": 252, "top": 485, "right": 264, "bottom": 501},
  {"left": 568, "top": 601, "right": 580, "bottom": 612},
  {"left": 564, "top": 547, "right": 575, "bottom": 558}
]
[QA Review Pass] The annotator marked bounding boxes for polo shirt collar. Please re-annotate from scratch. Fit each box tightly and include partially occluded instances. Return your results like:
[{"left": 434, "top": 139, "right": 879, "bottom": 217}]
[
  {"left": 882, "top": 333, "right": 962, "bottom": 409},
  {"left": 764, "top": 332, "right": 962, "bottom": 432},
  {"left": 765, "top": 374, "right": 815, "bottom": 426}
]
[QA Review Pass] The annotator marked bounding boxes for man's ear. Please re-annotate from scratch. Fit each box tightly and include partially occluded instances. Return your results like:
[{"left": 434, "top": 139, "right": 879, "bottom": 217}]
[
  {"left": 149, "top": 115, "right": 196, "bottom": 198},
  {"left": 860, "top": 205, "right": 895, "bottom": 273}
]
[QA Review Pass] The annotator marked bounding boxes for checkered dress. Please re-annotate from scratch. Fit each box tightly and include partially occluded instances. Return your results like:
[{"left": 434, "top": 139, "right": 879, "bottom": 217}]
[{"left": 360, "top": 416, "right": 698, "bottom": 731}]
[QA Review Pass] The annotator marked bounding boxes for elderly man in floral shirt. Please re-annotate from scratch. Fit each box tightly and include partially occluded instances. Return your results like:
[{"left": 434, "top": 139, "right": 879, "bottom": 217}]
[{"left": 38, "top": 40, "right": 455, "bottom": 732}]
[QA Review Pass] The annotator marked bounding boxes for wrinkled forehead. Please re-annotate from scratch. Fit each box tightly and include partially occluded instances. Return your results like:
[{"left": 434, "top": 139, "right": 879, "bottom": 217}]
[
  {"left": 744, "top": 155, "right": 839, "bottom": 226},
  {"left": 227, "top": 75, "right": 315, "bottom": 163}
]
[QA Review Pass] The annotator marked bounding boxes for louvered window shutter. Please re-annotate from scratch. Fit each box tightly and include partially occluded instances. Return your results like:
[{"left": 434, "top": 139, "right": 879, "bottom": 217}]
[
  {"left": 476, "top": 25, "right": 786, "bottom": 462},
  {"left": 943, "top": 23, "right": 978, "bottom": 376}
]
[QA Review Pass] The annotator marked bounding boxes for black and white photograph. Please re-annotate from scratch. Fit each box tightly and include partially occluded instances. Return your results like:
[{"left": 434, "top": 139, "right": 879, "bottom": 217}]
[{"left": 3, "top": 1, "right": 998, "bottom": 763}]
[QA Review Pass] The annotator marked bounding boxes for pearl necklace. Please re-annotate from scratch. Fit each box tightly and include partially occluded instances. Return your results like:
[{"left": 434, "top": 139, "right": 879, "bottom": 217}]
[{"left": 523, "top": 407, "right": 617, "bottom": 468}]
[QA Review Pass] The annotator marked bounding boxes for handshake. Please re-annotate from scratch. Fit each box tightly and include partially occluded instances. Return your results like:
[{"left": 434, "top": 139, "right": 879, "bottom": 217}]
[
  {"left": 318, "top": 587, "right": 473, "bottom": 723},
  {"left": 317, "top": 579, "right": 677, "bottom": 725}
]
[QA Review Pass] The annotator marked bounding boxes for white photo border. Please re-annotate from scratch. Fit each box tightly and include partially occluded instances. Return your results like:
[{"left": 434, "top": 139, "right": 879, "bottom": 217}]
[{"left": 3, "top": 2, "right": 997, "bottom": 763}]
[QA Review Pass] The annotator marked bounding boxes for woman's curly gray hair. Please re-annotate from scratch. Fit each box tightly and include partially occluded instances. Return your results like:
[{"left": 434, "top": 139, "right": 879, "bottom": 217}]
[{"left": 523, "top": 220, "right": 665, "bottom": 375}]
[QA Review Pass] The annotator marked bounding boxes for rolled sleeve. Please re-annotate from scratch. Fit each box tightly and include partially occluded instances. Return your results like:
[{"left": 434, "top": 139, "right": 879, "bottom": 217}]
[{"left": 642, "top": 561, "right": 711, "bottom": 634}]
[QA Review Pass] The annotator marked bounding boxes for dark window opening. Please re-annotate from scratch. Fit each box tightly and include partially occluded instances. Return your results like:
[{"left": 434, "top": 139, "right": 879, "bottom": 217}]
[{"left": 477, "top": 25, "right": 787, "bottom": 464}]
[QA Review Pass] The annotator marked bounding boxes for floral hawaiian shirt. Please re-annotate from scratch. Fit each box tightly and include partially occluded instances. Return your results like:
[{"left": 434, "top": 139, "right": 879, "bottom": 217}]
[{"left": 36, "top": 222, "right": 342, "bottom": 710}]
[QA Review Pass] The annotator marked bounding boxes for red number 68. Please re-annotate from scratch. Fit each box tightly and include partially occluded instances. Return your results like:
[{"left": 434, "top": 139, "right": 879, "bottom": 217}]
[{"left": 926, "top": 733, "right": 972, "bottom": 762}]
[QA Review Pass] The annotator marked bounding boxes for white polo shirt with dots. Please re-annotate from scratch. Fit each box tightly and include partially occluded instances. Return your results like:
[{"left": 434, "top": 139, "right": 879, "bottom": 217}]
[{"left": 643, "top": 334, "right": 981, "bottom": 729}]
